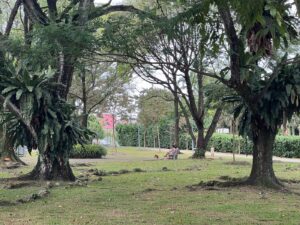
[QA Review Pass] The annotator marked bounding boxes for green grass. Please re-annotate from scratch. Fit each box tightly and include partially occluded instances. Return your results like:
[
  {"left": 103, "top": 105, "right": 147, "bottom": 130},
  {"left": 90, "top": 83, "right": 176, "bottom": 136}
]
[{"left": 1, "top": 147, "right": 300, "bottom": 225}]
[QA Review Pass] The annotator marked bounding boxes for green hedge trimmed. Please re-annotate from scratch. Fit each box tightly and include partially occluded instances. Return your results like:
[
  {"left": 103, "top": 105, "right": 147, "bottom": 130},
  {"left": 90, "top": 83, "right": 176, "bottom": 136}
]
[
  {"left": 207, "top": 134, "right": 252, "bottom": 155},
  {"left": 208, "top": 134, "right": 300, "bottom": 158},
  {"left": 116, "top": 123, "right": 193, "bottom": 150},
  {"left": 274, "top": 136, "right": 300, "bottom": 158},
  {"left": 70, "top": 144, "right": 107, "bottom": 158},
  {"left": 116, "top": 123, "right": 300, "bottom": 158}
]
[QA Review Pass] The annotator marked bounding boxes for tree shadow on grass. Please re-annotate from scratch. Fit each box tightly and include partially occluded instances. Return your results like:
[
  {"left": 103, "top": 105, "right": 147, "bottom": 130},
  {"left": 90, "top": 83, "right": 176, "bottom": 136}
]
[{"left": 0, "top": 200, "right": 17, "bottom": 206}]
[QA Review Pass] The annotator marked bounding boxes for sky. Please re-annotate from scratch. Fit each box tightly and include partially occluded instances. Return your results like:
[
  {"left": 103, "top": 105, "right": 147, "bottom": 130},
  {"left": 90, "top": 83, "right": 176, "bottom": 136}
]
[
  {"left": 94, "top": 0, "right": 125, "bottom": 5},
  {"left": 93, "top": 0, "right": 155, "bottom": 94}
]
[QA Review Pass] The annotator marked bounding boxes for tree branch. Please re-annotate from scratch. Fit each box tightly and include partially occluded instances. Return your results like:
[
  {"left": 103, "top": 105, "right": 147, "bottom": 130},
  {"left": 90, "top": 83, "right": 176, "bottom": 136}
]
[
  {"left": 0, "top": 95, "right": 38, "bottom": 145},
  {"left": 178, "top": 99, "right": 196, "bottom": 144},
  {"left": 47, "top": 0, "right": 57, "bottom": 20},
  {"left": 217, "top": 3, "right": 241, "bottom": 85},
  {"left": 88, "top": 5, "right": 157, "bottom": 21},
  {"left": 23, "top": 0, "right": 49, "bottom": 25},
  {"left": 5, "top": 0, "right": 22, "bottom": 36},
  {"left": 204, "top": 107, "right": 222, "bottom": 146},
  {"left": 59, "top": 0, "right": 80, "bottom": 21}
]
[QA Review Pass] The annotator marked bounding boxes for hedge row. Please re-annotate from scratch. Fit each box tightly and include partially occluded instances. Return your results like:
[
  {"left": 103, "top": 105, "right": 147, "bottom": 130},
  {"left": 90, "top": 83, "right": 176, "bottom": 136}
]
[
  {"left": 70, "top": 144, "right": 107, "bottom": 158},
  {"left": 208, "top": 134, "right": 300, "bottom": 158},
  {"left": 207, "top": 134, "right": 252, "bottom": 155},
  {"left": 116, "top": 123, "right": 192, "bottom": 150},
  {"left": 116, "top": 123, "right": 300, "bottom": 158}
]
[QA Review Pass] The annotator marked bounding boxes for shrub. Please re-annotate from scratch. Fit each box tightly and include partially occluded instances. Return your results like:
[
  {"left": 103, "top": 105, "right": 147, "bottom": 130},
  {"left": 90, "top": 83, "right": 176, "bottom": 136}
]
[
  {"left": 116, "top": 123, "right": 193, "bottom": 150},
  {"left": 70, "top": 144, "right": 107, "bottom": 158},
  {"left": 274, "top": 136, "right": 300, "bottom": 158},
  {"left": 208, "top": 134, "right": 300, "bottom": 158},
  {"left": 207, "top": 134, "right": 252, "bottom": 155}
]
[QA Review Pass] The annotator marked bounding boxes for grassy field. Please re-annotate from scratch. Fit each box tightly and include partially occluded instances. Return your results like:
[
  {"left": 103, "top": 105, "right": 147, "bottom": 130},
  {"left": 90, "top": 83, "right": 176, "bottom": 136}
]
[{"left": 1, "top": 147, "right": 300, "bottom": 225}]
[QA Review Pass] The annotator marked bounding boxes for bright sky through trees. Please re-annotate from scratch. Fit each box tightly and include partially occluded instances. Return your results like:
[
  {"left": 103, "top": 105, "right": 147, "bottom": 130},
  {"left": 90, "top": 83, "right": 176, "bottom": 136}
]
[{"left": 95, "top": 0, "right": 124, "bottom": 5}]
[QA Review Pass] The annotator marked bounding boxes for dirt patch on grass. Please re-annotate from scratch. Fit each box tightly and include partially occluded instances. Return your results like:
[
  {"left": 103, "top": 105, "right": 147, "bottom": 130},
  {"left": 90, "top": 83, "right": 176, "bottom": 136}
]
[
  {"left": 103, "top": 209, "right": 128, "bottom": 219},
  {"left": 280, "top": 178, "right": 300, "bottom": 184},
  {"left": 0, "top": 200, "right": 16, "bottom": 206},
  {"left": 142, "top": 188, "right": 158, "bottom": 193},
  {"left": 71, "top": 163, "right": 93, "bottom": 167},
  {"left": 224, "top": 161, "right": 251, "bottom": 166},
  {"left": 182, "top": 165, "right": 202, "bottom": 171},
  {"left": 186, "top": 177, "right": 248, "bottom": 192},
  {"left": 3, "top": 181, "right": 34, "bottom": 189}
]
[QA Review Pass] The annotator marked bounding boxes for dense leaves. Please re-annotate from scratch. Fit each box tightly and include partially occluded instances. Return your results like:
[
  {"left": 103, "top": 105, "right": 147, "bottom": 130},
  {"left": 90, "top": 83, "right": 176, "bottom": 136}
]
[
  {"left": 116, "top": 123, "right": 192, "bottom": 150},
  {"left": 0, "top": 59, "right": 93, "bottom": 157},
  {"left": 70, "top": 144, "right": 107, "bottom": 158},
  {"left": 207, "top": 134, "right": 300, "bottom": 158}
]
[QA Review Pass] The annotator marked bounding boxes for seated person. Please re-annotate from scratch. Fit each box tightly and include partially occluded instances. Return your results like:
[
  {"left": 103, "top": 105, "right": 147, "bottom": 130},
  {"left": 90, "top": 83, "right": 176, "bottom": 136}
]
[{"left": 165, "top": 144, "right": 179, "bottom": 160}]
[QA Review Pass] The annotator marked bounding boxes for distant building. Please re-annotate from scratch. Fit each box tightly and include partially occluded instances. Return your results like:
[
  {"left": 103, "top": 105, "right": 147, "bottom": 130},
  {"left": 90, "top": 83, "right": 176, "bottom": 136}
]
[
  {"left": 100, "top": 113, "right": 115, "bottom": 130},
  {"left": 99, "top": 113, "right": 118, "bottom": 147}
]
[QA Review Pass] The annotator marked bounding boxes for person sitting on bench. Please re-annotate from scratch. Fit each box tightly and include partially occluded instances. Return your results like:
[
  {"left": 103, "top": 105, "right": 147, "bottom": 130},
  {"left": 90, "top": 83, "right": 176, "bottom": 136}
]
[{"left": 165, "top": 144, "right": 179, "bottom": 160}]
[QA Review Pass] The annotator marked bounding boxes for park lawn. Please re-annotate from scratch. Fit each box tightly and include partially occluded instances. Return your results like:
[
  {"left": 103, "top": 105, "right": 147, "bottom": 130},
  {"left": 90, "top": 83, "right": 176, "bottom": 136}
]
[{"left": 1, "top": 147, "right": 300, "bottom": 224}]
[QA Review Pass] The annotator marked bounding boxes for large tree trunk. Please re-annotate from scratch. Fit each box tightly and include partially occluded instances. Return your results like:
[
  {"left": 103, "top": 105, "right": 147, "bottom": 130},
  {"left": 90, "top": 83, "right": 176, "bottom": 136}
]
[
  {"left": 26, "top": 56, "right": 77, "bottom": 181},
  {"left": 28, "top": 148, "right": 75, "bottom": 181},
  {"left": 246, "top": 117, "right": 282, "bottom": 188},
  {"left": 193, "top": 124, "right": 206, "bottom": 158}
]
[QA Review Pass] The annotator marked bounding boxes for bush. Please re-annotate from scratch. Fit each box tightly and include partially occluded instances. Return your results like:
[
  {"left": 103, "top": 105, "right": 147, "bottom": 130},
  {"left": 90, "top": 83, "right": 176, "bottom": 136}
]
[
  {"left": 116, "top": 123, "right": 300, "bottom": 158},
  {"left": 208, "top": 134, "right": 300, "bottom": 158},
  {"left": 116, "top": 123, "right": 193, "bottom": 150},
  {"left": 207, "top": 134, "right": 252, "bottom": 155},
  {"left": 274, "top": 136, "right": 300, "bottom": 158},
  {"left": 70, "top": 144, "right": 107, "bottom": 158}
]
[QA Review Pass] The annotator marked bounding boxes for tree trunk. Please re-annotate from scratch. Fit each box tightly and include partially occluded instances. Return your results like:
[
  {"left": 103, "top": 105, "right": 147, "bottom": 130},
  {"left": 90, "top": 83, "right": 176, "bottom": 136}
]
[
  {"left": 178, "top": 100, "right": 196, "bottom": 145},
  {"left": 144, "top": 130, "right": 146, "bottom": 148},
  {"left": 81, "top": 73, "right": 88, "bottom": 128},
  {"left": 173, "top": 86, "right": 180, "bottom": 147},
  {"left": 193, "top": 124, "right": 206, "bottom": 158},
  {"left": 157, "top": 125, "right": 161, "bottom": 150},
  {"left": 282, "top": 112, "right": 288, "bottom": 136},
  {"left": 28, "top": 149, "right": 75, "bottom": 181},
  {"left": 204, "top": 107, "right": 222, "bottom": 145},
  {"left": 246, "top": 117, "right": 282, "bottom": 188},
  {"left": 24, "top": 56, "right": 77, "bottom": 181},
  {"left": 112, "top": 114, "right": 116, "bottom": 151}
]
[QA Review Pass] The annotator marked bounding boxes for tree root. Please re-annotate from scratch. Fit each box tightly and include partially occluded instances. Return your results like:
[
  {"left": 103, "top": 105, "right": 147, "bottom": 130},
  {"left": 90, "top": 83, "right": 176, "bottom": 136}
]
[
  {"left": 186, "top": 176, "right": 290, "bottom": 191},
  {"left": 3, "top": 181, "right": 33, "bottom": 189},
  {"left": 279, "top": 178, "right": 300, "bottom": 184},
  {"left": 0, "top": 188, "right": 50, "bottom": 206}
]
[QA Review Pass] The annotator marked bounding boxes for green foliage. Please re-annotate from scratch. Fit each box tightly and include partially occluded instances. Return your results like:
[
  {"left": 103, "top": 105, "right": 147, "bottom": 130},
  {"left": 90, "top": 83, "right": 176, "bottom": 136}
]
[
  {"left": 0, "top": 59, "right": 93, "bottom": 157},
  {"left": 207, "top": 134, "right": 252, "bottom": 155},
  {"left": 88, "top": 115, "right": 104, "bottom": 139},
  {"left": 116, "top": 124, "right": 140, "bottom": 147},
  {"left": 138, "top": 88, "right": 173, "bottom": 126},
  {"left": 116, "top": 122, "right": 192, "bottom": 150},
  {"left": 207, "top": 134, "right": 300, "bottom": 158},
  {"left": 273, "top": 136, "right": 300, "bottom": 158},
  {"left": 70, "top": 144, "right": 107, "bottom": 158}
]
